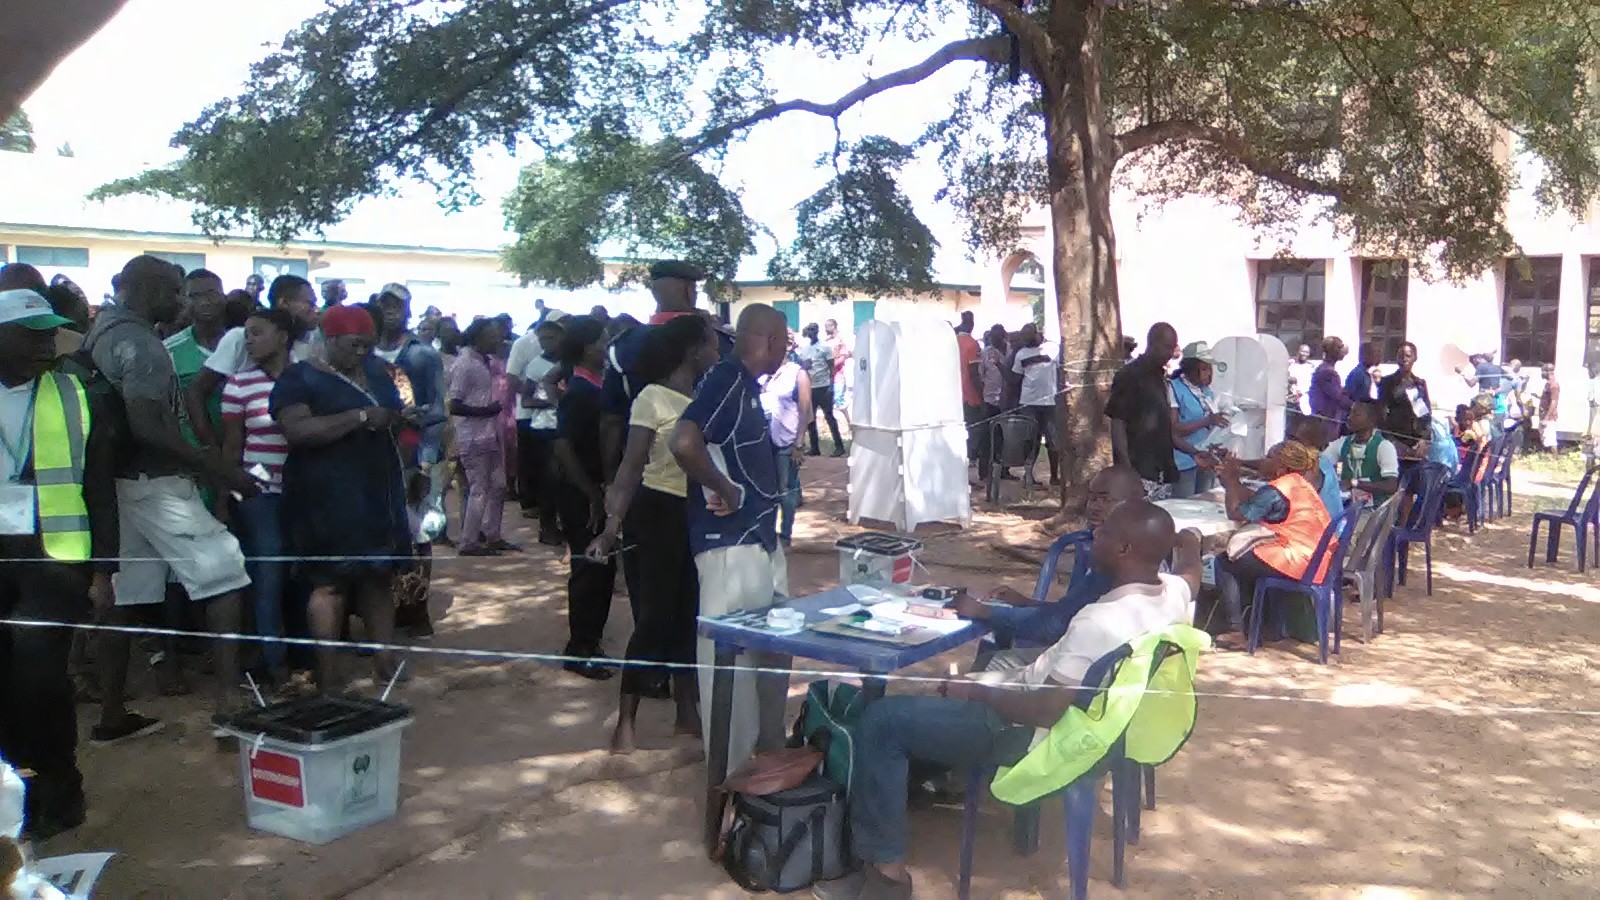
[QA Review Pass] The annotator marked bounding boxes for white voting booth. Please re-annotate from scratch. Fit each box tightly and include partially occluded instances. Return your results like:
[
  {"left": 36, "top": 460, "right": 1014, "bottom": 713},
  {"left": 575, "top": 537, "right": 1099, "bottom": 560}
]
[
  {"left": 1210, "top": 334, "right": 1289, "bottom": 459},
  {"left": 847, "top": 319, "right": 972, "bottom": 530}
]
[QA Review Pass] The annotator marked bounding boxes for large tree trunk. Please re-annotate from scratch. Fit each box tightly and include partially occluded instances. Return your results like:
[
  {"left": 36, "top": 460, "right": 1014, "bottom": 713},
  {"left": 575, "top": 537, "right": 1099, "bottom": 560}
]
[{"left": 1044, "top": 0, "right": 1122, "bottom": 510}]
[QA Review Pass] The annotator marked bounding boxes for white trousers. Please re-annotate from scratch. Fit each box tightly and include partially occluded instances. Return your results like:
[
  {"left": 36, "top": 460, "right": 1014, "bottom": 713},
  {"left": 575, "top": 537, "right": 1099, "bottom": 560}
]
[{"left": 695, "top": 544, "right": 791, "bottom": 771}]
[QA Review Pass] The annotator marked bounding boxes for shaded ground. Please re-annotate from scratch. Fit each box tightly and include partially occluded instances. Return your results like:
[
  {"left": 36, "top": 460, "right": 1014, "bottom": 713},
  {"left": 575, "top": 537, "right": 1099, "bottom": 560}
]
[{"left": 34, "top": 457, "right": 1600, "bottom": 897}]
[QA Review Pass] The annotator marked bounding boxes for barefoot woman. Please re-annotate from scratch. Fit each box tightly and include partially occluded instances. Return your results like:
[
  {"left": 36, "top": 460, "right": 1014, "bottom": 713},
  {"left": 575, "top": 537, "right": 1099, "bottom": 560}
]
[{"left": 589, "top": 314, "right": 720, "bottom": 752}]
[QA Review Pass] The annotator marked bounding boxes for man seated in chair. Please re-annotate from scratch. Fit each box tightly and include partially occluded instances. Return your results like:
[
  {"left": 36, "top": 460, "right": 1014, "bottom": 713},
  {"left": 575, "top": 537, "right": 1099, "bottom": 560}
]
[
  {"left": 812, "top": 502, "right": 1202, "bottom": 900},
  {"left": 1322, "top": 401, "right": 1400, "bottom": 503},
  {"left": 948, "top": 465, "right": 1146, "bottom": 666}
]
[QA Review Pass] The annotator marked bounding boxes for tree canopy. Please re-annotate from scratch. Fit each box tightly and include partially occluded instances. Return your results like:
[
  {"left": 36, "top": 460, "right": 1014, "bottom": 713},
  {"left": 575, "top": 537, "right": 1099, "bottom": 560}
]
[
  {"left": 1, "top": 110, "right": 35, "bottom": 153},
  {"left": 98, "top": 0, "right": 1600, "bottom": 292}
]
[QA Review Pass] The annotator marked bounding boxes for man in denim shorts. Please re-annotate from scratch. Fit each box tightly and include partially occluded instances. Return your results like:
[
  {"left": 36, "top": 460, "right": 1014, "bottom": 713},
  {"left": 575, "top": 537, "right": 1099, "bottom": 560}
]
[{"left": 83, "top": 256, "right": 257, "bottom": 744}]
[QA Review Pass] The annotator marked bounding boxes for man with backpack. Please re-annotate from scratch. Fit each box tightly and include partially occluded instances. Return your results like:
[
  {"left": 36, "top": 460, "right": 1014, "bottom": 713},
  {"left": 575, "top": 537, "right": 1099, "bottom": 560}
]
[
  {"left": 82, "top": 256, "right": 257, "bottom": 744},
  {"left": 0, "top": 288, "right": 121, "bottom": 839}
]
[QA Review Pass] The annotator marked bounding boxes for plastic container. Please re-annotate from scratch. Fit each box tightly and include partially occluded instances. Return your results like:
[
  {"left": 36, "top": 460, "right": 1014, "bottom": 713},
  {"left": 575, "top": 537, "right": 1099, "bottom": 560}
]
[
  {"left": 214, "top": 696, "right": 413, "bottom": 845},
  {"left": 835, "top": 532, "right": 923, "bottom": 587}
]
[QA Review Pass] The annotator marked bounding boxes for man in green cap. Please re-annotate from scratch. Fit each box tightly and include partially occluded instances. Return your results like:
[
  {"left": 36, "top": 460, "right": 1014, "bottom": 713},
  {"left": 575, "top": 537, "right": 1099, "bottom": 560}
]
[{"left": 0, "top": 288, "right": 123, "bottom": 839}]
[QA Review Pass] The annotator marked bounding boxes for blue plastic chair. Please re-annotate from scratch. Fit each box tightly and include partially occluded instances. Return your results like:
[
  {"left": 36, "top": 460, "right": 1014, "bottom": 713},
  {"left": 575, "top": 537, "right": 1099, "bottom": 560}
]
[
  {"left": 1387, "top": 463, "right": 1450, "bottom": 596},
  {"left": 1526, "top": 466, "right": 1600, "bottom": 572},
  {"left": 1032, "top": 530, "right": 1094, "bottom": 602},
  {"left": 1444, "top": 442, "right": 1493, "bottom": 532},
  {"left": 957, "top": 644, "right": 1168, "bottom": 900},
  {"left": 1489, "top": 423, "right": 1521, "bottom": 518},
  {"left": 1245, "top": 500, "right": 1364, "bottom": 664}
]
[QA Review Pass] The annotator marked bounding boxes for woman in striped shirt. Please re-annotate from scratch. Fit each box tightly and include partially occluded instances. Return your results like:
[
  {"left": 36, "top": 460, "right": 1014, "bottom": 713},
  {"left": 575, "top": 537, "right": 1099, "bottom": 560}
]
[{"left": 219, "top": 309, "right": 296, "bottom": 684}]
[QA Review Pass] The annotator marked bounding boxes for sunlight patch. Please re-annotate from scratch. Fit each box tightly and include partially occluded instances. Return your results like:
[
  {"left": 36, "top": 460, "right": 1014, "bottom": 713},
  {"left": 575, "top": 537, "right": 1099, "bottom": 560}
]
[{"left": 1328, "top": 683, "right": 1422, "bottom": 707}]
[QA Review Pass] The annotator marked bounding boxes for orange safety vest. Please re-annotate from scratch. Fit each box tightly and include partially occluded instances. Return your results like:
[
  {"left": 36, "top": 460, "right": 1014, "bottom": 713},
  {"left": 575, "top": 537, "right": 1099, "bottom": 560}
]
[{"left": 1254, "top": 472, "right": 1335, "bottom": 582}]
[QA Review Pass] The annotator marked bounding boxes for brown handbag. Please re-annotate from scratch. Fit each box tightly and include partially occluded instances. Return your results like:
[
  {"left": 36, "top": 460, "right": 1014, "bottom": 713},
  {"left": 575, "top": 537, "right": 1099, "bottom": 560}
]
[{"left": 720, "top": 747, "right": 823, "bottom": 796}]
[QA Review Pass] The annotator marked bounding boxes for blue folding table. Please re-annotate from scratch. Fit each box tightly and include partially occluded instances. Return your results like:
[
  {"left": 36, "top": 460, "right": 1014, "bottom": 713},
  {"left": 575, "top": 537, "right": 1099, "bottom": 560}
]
[{"left": 698, "top": 586, "right": 989, "bottom": 851}]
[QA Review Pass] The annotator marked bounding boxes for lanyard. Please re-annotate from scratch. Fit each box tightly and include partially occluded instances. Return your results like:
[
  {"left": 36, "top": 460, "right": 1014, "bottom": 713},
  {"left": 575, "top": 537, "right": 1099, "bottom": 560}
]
[{"left": 0, "top": 382, "right": 39, "bottom": 484}]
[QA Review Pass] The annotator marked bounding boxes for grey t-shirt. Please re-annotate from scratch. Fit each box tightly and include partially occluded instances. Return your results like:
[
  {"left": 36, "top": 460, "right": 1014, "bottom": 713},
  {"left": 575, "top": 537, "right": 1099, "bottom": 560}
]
[
  {"left": 85, "top": 303, "right": 184, "bottom": 478},
  {"left": 797, "top": 341, "right": 833, "bottom": 389}
]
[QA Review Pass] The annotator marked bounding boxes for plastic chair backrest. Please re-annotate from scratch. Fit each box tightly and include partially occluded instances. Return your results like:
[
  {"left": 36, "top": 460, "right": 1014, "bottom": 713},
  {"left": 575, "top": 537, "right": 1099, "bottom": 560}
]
[
  {"left": 1032, "top": 530, "right": 1094, "bottom": 603},
  {"left": 1346, "top": 493, "right": 1401, "bottom": 574},
  {"left": 1581, "top": 466, "right": 1600, "bottom": 523},
  {"left": 1490, "top": 432, "right": 1516, "bottom": 482},
  {"left": 1562, "top": 465, "right": 1599, "bottom": 519},
  {"left": 1073, "top": 644, "right": 1135, "bottom": 712},
  {"left": 993, "top": 415, "right": 1040, "bottom": 467},
  {"left": 1473, "top": 436, "right": 1501, "bottom": 484},
  {"left": 1296, "top": 499, "right": 1365, "bottom": 586},
  {"left": 1401, "top": 463, "right": 1449, "bottom": 531}
]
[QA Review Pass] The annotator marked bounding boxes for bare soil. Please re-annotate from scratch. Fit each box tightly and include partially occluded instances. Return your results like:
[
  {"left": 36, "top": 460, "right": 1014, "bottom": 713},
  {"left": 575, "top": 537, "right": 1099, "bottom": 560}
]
[{"left": 33, "top": 460, "right": 1600, "bottom": 897}]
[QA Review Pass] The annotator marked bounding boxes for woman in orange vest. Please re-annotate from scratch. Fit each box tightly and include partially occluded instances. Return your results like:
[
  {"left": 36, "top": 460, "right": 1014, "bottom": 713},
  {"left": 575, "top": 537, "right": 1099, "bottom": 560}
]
[{"left": 1212, "top": 440, "right": 1335, "bottom": 650}]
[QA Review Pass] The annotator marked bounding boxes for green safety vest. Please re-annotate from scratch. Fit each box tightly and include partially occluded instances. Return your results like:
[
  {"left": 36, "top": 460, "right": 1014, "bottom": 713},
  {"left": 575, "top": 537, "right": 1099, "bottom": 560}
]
[
  {"left": 990, "top": 624, "right": 1209, "bottom": 806},
  {"left": 29, "top": 372, "right": 92, "bottom": 561},
  {"left": 1338, "top": 433, "right": 1393, "bottom": 501}
]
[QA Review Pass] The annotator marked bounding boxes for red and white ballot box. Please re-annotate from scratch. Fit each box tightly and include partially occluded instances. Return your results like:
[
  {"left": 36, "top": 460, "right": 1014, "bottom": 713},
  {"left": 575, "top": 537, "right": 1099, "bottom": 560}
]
[{"left": 215, "top": 696, "right": 413, "bottom": 845}]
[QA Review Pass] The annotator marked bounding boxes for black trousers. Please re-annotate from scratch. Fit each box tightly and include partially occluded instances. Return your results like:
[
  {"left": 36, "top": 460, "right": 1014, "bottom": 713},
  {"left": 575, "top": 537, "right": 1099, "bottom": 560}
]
[
  {"left": 517, "top": 424, "right": 560, "bottom": 533},
  {"left": 964, "top": 404, "right": 984, "bottom": 462},
  {"left": 977, "top": 402, "right": 1005, "bottom": 477},
  {"left": 559, "top": 483, "right": 616, "bottom": 656},
  {"left": 808, "top": 385, "right": 843, "bottom": 453},
  {"left": 620, "top": 488, "right": 699, "bottom": 695},
  {"left": 1216, "top": 550, "right": 1283, "bottom": 633},
  {"left": 0, "top": 537, "right": 89, "bottom": 823}
]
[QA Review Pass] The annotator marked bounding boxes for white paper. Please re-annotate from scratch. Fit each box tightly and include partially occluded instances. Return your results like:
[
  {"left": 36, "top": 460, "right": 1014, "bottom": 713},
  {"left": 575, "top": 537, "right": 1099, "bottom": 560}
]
[
  {"left": 845, "top": 584, "right": 890, "bottom": 603},
  {"left": 0, "top": 482, "right": 35, "bottom": 536},
  {"left": 30, "top": 853, "right": 114, "bottom": 900},
  {"left": 819, "top": 603, "right": 864, "bottom": 616},
  {"left": 865, "top": 600, "right": 969, "bottom": 635}
]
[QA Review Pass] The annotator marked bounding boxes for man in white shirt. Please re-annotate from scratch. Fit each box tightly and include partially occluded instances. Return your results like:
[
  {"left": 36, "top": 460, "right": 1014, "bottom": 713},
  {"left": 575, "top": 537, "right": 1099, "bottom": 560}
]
[
  {"left": 1322, "top": 400, "right": 1400, "bottom": 500},
  {"left": 184, "top": 275, "right": 321, "bottom": 446},
  {"left": 1287, "top": 343, "right": 1315, "bottom": 416},
  {"left": 507, "top": 311, "right": 566, "bottom": 543},
  {"left": 814, "top": 501, "right": 1201, "bottom": 900},
  {"left": 1010, "top": 323, "right": 1061, "bottom": 485}
]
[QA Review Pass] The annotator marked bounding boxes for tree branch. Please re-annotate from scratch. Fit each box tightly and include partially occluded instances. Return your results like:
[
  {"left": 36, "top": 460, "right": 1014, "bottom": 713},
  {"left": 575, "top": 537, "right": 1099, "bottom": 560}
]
[
  {"left": 1114, "top": 120, "right": 1346, "bottom": 198},
  {"left": 971, "top": 0, "right": 1053, "bottom": 70},
  {"left": 681, "top": 35, "right": 1008, "bottom": 156},
  {"left": 374, "top": 0, "right": 638, "bottom": 172}
]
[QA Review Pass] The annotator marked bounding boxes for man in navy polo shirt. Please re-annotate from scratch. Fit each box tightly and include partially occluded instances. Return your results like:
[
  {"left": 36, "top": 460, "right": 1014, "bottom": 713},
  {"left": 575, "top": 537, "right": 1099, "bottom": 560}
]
[{"left": 670, "top": 303, "right": 792, "bottom": 769}]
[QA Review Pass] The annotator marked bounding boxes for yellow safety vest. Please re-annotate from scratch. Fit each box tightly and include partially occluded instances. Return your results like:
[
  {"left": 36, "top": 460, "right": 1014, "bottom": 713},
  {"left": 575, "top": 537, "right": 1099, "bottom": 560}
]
[
  {"left": 990, "top": 624, "right": 1209, "bottom": 806},
  {"left": 27, "top": 372, "right": 92, "bottom": 561}
]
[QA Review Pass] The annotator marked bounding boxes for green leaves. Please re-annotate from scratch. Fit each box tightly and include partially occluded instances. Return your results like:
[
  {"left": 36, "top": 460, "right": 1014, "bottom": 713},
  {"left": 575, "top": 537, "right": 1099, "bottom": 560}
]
[
  {"left": 767, "top": 136, "right": 940, "bottom": 298},
  {"left": 95, "top": 0, "right": 1600, "bottom": 298},
  {"left": 501, "top": 114, "right": 757, "bottom": 287},
  {"left": 0, "top": 110, "right": 34, "bottom": 154}
]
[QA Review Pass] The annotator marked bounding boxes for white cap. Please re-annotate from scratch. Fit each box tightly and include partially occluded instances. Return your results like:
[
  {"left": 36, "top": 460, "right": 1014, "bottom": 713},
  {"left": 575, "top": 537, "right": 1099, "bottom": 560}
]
[
  {"left": 377, "top": 283, "right": 412, "bottom": 304},
  {"left": 0, "top": 289, "right": 72, "bottom": 330}
]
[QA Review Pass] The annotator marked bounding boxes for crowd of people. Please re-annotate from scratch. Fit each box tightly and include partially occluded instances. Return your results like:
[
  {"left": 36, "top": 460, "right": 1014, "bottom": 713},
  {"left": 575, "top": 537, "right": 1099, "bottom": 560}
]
[{"left": 0, "top": 251, "right": 885, "bottom": 841}]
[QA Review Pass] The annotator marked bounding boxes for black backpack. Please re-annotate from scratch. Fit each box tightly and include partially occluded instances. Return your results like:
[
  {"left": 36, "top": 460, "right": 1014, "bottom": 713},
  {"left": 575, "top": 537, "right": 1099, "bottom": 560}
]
[{"left": 58, "top": 340, "right": 134, "bottom": 464}]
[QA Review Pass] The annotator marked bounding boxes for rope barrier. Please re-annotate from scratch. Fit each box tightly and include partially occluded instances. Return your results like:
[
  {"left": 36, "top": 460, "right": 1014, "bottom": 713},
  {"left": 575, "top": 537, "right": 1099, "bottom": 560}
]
[{"left": 6, "top": 616, "right": 1599, "bottom": 719}]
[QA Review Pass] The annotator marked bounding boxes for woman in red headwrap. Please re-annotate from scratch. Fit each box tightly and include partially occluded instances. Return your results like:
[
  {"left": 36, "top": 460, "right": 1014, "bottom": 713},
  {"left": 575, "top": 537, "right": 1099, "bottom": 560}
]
[{"left": 270, "top": 304, "right": 412, "bottom": 691}]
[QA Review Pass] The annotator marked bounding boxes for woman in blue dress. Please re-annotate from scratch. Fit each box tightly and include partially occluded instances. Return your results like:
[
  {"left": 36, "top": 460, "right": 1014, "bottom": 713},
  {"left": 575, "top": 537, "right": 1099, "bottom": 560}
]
[{"left": 271, "top": 305, "right": 412, "bottom": 691}]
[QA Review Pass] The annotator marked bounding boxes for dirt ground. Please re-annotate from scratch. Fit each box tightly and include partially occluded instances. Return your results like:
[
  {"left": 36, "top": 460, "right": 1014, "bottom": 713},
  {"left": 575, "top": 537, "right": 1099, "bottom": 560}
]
[{"left": 31, "top": 457, "right": 1600, "bottom": 898}]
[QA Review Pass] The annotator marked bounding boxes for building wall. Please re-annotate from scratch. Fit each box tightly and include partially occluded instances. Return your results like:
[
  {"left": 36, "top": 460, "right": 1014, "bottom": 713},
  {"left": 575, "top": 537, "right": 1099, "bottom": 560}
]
[
  {"left": 726, "top": 285, "right": 1037, "bottom": 340},
  {"left": 0, "top": 228, "right": 669, "bottom": 329}
]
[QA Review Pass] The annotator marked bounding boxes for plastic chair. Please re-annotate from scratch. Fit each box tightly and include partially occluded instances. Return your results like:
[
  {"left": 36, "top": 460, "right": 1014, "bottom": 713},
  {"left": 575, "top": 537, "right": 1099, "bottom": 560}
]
[
  {"left": 986, "top": 414, "right": 1039, "bottom": 503},
  {"left": 957, "top": 644, "right": 1171, "bottom": 900},
  {"left": 1246, "top": 500, "right": 1364, "bottom": 663},
  {"left": 1388, "top": 463, "right": 1450, "bottom": 596},
  {"left": 1489, "top": 423, "right": 1521, "bottom": 518},
  {"left": 1444, "top": 442, "right": 1493, "bottom": 532},
  {"left": 1032, "top": 530, "right": 1094, "bottom": 603},
  {"left": 1342, "top": 493, "right": 1401, "bottom": 642},
  {"left": 1526, "top": 466, "right": 1600, "bottom": 572}
]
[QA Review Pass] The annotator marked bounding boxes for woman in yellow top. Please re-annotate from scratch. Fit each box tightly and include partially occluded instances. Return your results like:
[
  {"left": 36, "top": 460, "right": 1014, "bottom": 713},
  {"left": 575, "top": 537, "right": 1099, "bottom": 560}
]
[{"left": 588, "top": 314, "right": 720, "bottom": 753}]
